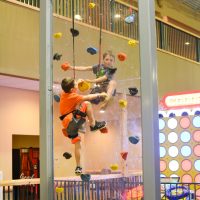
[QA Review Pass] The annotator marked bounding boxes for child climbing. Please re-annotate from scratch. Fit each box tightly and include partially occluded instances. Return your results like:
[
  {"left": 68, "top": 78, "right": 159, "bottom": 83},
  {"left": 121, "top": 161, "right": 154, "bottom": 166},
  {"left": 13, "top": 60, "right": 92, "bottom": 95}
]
[
  {"left": 59, "top": 77, "right": 107, "bottom": 175},
  {"left": 67, "top": 50, "right": 117, "bottom": 110}
]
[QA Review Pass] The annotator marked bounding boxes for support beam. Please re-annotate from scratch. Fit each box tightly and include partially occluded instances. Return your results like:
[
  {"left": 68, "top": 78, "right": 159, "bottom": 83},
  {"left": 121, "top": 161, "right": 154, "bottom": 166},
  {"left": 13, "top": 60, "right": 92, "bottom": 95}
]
[
  {"left": 138, "top": 0, "right": 160, "bottom": 199},
  {"left": 40, "top": 0, "right": 54, "bottom": 199}
]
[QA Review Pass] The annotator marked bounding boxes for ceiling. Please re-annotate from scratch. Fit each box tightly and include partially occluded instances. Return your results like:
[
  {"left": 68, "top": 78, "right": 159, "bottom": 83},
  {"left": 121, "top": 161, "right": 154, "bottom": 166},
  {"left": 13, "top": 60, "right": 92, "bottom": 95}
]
[{"left": 181, "top": 0, "right": 200, "bottom": 11}]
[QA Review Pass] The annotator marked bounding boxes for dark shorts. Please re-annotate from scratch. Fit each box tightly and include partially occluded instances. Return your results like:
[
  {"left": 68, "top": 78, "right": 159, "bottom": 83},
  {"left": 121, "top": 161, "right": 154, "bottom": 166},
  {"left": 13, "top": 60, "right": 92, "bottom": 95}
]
[
  {"left": 63, "top": 102, "right": 87, "bottom": 140},
  {"left": 90, "top": 84, "right": 116, "bottom": 104}
]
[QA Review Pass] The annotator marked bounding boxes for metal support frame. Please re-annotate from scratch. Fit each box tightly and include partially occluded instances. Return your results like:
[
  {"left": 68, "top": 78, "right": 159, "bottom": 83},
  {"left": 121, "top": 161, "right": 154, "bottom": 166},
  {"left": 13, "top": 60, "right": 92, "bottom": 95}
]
[
  {"left": 196, "top": 38, "right": 200, "bottom": 62},
  {"left": 138, "top": 0, "right": 160, "bottom": 199},
  {"left": 40, "top": 0, "right": 54, "bottom": 199}
]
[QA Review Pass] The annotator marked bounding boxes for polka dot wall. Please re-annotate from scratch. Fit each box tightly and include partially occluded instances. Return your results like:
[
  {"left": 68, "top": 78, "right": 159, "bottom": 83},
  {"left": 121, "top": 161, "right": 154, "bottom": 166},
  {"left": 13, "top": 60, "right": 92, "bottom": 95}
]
[{"left": 159, "top": 110, "right": 200, "bottom": 196}]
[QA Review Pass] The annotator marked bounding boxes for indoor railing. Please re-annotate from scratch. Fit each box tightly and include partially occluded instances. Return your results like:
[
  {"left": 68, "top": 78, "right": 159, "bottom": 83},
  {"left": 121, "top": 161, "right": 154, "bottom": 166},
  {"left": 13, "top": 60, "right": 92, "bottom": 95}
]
[
  {"left": 1, "top": 176, "right": 200, "bottom": 200},
  {"left": 10, "top": 0, "right": 200, "bottom": 62}
]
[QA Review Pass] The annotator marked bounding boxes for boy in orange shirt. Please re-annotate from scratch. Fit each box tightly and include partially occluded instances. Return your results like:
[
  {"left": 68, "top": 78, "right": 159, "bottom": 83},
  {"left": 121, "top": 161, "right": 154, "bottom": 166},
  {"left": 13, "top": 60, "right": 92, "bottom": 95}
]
[{"left": 60, "top": 77, "right": 107, "bottom": 175}]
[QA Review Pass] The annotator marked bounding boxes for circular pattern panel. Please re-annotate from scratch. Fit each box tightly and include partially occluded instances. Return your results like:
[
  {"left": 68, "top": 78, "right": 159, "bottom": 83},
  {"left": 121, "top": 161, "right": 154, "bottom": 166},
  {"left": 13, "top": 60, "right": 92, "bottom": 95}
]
[
  {"left": 159, "top": 132, "right": 166, "bottom": 144},
  {"left": 168, "top": 132, "right": 178, "bottom": 143},
  {"left": 193, "top": 130, "right": 200, "bottom": 142},
  {"left": 167, "top": 118, "right": 178, "bottom": 129},
  {"left": 168, "top": 146, "right": 179, "bottom": 158},
  {"left": 159, "top": 119, "right": 165, "bottom": 130},
  {"left": 180, "top": 117, "right": 190, "bottom": 129},
  {"left": 180, "top": 131, "right": 191, "bottom": 143},
  {"left": 181, "top": 146, "right": 192, "bottom": 157},
  {"left": 169, "top": 160, "right": 179, "bottom": 172},
  {"left": 193, "top": 116, "right": 200, "bottom": 128},
  {"left": 181, "top": 159, "right": 192, "bottom": 172}
]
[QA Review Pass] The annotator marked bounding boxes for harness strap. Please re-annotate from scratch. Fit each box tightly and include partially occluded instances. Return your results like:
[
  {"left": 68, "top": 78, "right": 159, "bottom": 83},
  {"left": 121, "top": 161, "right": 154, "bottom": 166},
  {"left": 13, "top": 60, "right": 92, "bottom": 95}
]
[{"left": 59, "top": 109, "right": 86, "bottom": 121}]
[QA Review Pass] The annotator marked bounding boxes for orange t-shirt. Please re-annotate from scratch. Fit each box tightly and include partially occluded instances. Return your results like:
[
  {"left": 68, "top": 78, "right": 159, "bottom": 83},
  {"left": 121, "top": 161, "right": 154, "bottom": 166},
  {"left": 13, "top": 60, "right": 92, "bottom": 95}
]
[{"left": 59, "top": 91, "right": 84, "bottom": 116}]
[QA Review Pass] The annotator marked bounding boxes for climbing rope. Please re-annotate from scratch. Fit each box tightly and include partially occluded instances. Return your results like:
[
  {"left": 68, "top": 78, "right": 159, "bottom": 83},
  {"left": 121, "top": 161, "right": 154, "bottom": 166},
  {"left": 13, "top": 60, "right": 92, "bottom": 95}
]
[
  {"left": 98, "top": 0, "right": 103, "bottom": 71},
  {"left": 71, "top": 0, "right": 76, "bottom": 80}
]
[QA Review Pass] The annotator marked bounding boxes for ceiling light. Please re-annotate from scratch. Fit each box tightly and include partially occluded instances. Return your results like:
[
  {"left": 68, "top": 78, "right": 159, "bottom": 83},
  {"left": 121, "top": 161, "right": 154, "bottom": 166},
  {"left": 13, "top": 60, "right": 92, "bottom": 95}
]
[
  {"left": 74, "top": 14, "right": 82, "bottom": 20},
  {"left": 185, "top": 42, "right": 190, "bottom": 45},
  {"left": 114, "top": 14, "right": 121, "bottom": 18}
]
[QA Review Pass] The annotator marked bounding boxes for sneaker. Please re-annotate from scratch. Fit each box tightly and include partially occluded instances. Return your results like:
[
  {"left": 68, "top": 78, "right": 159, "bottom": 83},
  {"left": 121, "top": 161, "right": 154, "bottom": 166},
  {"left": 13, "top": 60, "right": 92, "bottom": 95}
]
[
  {"left": 75, "top": 166, "right": 82, "bottom": 175},
  {"left": 90, "top": 121, "right": 106, "bottom": 132}
]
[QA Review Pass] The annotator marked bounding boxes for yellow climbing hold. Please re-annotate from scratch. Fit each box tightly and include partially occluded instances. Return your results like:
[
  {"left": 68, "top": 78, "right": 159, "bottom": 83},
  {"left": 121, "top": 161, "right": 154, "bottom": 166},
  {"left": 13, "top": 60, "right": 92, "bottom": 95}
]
[
  {"left": 56, "top": 187, "right": 64, "bottom": 193},
  {"left": 128, "top": 39, "right": 136, "bottom": 46},
  {"left": 88, "top": 3, "right": 96, "bottom": 9},
  {"left": 110, "top": 164, "right": 118, "bottom": 171},
  {"left": 54, "top": 32, "right": 62, "bottom": 38},
  {"left": 78, "top": 81, "right": 91, "bottom": 92},
  {"left": 119, "top": 99, "right": 128, "bottom": 108}
]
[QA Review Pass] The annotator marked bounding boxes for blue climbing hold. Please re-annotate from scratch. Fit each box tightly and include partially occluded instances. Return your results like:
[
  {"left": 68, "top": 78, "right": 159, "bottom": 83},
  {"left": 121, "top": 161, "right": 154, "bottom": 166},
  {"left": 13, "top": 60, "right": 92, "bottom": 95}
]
[
  {"left": 54, "top": 94, "right": 60, "bottom": 102},
  {"left": 129, "top": 136, "right": 140, "bottom": 144},
  {"left": 125, "top": 13, "right": 135, "bottom": 24},
  {"left": 81, "top": 174, "right": 91, "bottom": 182},
  {"left": 87, "top": 47, "right": 98, "bottom": 55}
]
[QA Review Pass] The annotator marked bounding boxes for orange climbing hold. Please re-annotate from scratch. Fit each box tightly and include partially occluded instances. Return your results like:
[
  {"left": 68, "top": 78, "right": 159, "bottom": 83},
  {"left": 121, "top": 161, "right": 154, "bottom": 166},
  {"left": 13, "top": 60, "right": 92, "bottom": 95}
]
[
  {"left": 117, "top": 52, "right": 127, "bottom": 61},
  {"left": 100, "top": 127, "right": 108, "bottom": 134},
  {"left": 120, "top": 152, "right": 128, "bottom": 160},
  {"left": 61, "top": 63, "right": 70, "bottom": 71}
]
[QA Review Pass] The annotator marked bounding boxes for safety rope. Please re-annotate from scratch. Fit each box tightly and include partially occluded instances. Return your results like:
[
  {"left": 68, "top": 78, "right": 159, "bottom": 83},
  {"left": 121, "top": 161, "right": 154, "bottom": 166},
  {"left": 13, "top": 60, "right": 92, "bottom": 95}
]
[
  {"left": 98, "top": 0, "right": 103, "bottom": 72},
  {"left": 71, "top": 0, "right": 76, "bottom": 79}
]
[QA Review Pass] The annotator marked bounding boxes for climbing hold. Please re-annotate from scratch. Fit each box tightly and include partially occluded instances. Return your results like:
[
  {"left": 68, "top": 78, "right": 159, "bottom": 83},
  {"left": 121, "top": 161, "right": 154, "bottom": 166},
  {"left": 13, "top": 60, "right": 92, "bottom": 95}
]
[
  {"left": 129, "top": 136, "right": 140, "bottom": 144},
  {"left": 81, "top": 174, "right": 91, "bottom": 182},
  {"left": 119, "top": 99, "right": 128, "bottom": 108},
  {"left": 100, "top": 127, "right": 108, "bottom": 134},
  {"left": 124, "top": 13, "right": 135, "bottom": 24},
  {"left": 128, "top": 87, "right": 138, "bottom": 96},
  {"left": 63, "top": 152, "right": 72, "bottom": 159},
  {"left": 54, "top": 94, "right": 60, "bottom": 102},
  {"left": 87, "top": 47, "right": 98, "bottom": 55},
  {"left": 70, "top": 28, "right": 79, "bottom": 37},
  {"left": 61, "top": 63, "right": 70, "bottom": 71},
  {"left": 110, "top": 164, "right": 118, "bottom": 171},
  {"left": 88, "top": 2, "right": 96, "bottom": 9},
  {"left": 128, "top": 39, "right": 136, "bottom": 47},
  {"left": 53, "top": 53, "right": 62, "bottom": 61},
  {"left": 117, "top": 52, "right": 127, "bottom": 61},
  {"left": 55, "top": 187, "right": 64, "bottom": 193},
  {"left": 78, "top": 81, "right": 91, "bottom": 92},
  {"left": 120, "top": 152, "right": 128, "bottom": 160},
  {"left": 54, "top": 32, "right": 62, "bottom": 38}
]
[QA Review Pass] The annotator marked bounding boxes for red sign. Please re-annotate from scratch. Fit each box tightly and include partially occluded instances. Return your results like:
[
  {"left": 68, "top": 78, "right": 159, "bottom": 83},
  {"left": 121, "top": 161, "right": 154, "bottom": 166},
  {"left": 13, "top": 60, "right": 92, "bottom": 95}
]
[{"left": 160, "top": 90, "right": 200, "bottom": 109}]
